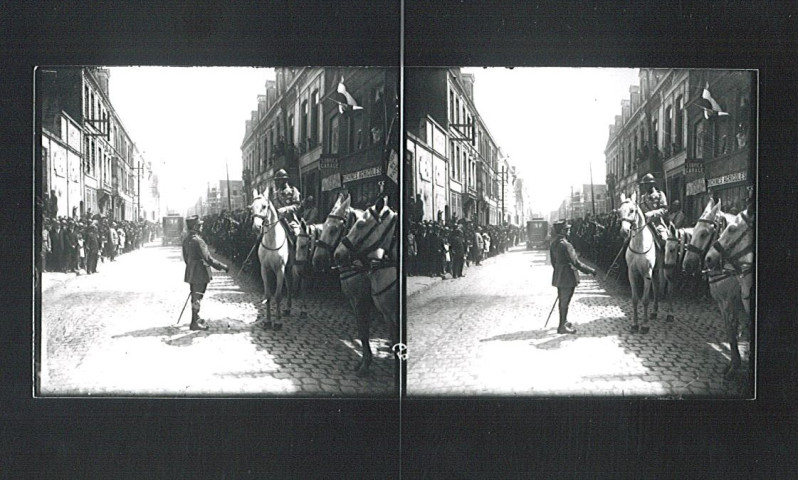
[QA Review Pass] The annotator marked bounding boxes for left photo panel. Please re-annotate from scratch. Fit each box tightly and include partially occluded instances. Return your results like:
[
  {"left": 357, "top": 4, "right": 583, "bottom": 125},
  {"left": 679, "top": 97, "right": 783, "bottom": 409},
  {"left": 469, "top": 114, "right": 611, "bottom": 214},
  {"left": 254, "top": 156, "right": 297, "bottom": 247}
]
[{"left": 35, "top": 66, "right": 400, "bottom": 397}]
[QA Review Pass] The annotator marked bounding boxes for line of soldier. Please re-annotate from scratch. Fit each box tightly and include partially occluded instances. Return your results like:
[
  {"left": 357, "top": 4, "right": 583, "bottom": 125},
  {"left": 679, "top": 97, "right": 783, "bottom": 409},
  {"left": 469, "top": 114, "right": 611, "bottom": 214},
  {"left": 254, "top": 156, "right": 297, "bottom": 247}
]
[{"left": 41, "top": 216, "right": 158, "bottom": 275}]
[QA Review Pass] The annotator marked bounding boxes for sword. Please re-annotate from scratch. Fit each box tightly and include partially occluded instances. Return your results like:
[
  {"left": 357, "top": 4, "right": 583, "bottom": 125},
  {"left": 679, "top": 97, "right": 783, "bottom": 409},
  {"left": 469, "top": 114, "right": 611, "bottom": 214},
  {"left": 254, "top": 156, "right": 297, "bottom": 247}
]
[
  {"left": 544, "top": 295, "right": 559, "bottom": 328},
  {"left": 175, "top": 292, "right": 191, "bottom": 325}
]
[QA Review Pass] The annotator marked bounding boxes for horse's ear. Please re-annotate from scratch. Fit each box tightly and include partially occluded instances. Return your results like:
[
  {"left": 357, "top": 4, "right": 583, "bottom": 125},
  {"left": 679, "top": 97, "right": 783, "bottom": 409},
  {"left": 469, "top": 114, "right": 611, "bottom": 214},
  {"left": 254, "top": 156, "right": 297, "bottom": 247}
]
[
  {"left": 710, "top": 198, "right": 721, "bottom": 217},
  {"left": 374, "top": 195, "right": 385, "bottom": 212},
  {"left": 620, "top": 193, "right": 627, "bottom": 203}
]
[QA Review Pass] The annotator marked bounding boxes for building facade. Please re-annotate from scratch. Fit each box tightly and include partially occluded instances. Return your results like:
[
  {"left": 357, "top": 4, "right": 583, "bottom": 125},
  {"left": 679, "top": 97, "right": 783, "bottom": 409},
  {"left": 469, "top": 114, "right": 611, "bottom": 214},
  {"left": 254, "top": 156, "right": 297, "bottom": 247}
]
[
  {"left": 241, "top": 68, "right": 399, "bottom": 221},
  {"left": 186, "top": 180, "right": 245, "bottom": 217},
  {"left": 39, "top": 67, "right": 160, "bottom": 222},
  {"left": 605, "top": 69, "right": 754, "bottom": 223},
  {"left": 404, "top": 68, "right": 518, "bottom": 226}
]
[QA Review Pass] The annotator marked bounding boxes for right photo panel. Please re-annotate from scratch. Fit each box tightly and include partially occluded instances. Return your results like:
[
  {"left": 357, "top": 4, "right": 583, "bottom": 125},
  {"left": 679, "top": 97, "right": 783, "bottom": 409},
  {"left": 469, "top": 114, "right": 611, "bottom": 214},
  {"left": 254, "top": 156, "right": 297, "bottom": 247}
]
[{"left": 404, "top": 68, "right": 755, "bottom": 398}]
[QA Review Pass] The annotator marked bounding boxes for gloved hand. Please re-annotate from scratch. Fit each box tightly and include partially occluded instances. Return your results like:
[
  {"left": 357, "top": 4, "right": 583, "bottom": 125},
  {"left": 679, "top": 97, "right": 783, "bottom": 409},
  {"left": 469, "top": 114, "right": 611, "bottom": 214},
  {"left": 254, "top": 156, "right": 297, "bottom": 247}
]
[{"left": 221, "top": 263, "right": 229, "bottom": 273}]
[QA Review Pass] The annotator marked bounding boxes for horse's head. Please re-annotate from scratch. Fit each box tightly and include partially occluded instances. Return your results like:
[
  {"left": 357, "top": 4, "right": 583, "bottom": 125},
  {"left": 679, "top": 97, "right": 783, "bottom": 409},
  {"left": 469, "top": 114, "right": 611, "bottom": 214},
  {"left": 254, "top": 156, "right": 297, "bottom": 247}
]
[
  {"left": 250, "top": 187, "right": 276, "bottom": 234},
  {"left": 334, "top": 195, "right": 396, "bottom": 265},
  {"left": 682, "top": 198, "right": 721, "bottom": 273},
  {"left": 617, "top": 192, "right": 639, "bottom": 239},
  {"left": 312, "top": 191, "right": 352, "bottom": 271},
  {"left": 705, "top": 209, "right": 754, "bottom": 271},
  {"left": 295, "top": 219, "right": 314, "bottom": 272},
  {"left": 663, "top": 223, "right": 682, "bottom": 276}
]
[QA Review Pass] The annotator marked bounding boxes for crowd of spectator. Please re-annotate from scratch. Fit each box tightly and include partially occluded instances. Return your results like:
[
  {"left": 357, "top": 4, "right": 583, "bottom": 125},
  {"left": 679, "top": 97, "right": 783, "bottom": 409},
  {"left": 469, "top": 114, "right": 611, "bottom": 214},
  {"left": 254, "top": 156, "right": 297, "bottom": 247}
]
[
  {"left": 41, "top": 213, "right": 159, "bottom": 275},
  {"left": 406, "top": 219, "right": 523, "bottom": 279}
]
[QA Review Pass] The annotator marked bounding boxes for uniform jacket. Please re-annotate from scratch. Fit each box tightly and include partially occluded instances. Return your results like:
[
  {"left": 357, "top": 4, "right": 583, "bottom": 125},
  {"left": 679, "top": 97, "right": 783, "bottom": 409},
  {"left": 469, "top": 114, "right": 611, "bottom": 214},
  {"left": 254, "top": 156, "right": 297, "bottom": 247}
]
[
  {"left": 668, "top": 210, "right": 686, "bottom": 229},
  {"left": 550, "top": 234, "right": 595, "bottom": 288},
  {"left": 271, "top": 184, "right": 301, "bottom": 211},
  {"left": 641, "top": 188, "right": 668, "bottom": 222},
  {"left": 450, "top": 234, "right": 465, "bottom": 258},
  {"left": 183, "top": 231, "right": 226, "bottom": 285},
  {"left": 86, "top": 231, "right": 100, "bottom": 252}
]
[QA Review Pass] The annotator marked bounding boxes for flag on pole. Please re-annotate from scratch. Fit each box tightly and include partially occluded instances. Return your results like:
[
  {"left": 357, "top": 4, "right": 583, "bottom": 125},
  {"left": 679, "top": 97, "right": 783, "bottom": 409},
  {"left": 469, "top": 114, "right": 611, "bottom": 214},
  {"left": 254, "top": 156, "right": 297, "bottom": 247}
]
[
  {"left": 698, "top": 84, "right": 729, "bottom": 119},
  {"left": 337, "top": 78, "right": 363, "bottom": 114}
]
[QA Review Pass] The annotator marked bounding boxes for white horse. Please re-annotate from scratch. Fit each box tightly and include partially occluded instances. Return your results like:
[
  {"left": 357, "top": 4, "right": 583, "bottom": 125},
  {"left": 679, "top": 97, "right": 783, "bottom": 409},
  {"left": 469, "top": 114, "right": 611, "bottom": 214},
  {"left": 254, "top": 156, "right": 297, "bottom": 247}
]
[
  {"left": 333, "top": 195, "right": 398, "bottom": 359},
  {"left": 617, "top": 192, "right": 661, "bottom": 333},
  {"left": 250, "top": 187, "right": 292, "bottom": 330},
  {"left": 311, "top": 192, "right": 378, "bottom": 376},
  {"left": 662, "top": 224, "right": 693, "bottom": 322},
  {"left": 291, "top": 218, "right": 322, "bottom": 318},
  {"left": 704, "top": 208, "right": 754, "bottom": 379},
  {"left": 682, "top": 198, "right": 748, "bottom": 379}
]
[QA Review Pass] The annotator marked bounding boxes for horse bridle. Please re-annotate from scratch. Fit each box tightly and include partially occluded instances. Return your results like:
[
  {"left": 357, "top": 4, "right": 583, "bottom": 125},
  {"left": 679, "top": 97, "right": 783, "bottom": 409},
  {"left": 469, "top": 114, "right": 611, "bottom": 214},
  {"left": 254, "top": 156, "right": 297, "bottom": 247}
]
[
  {"left": 710, "top": 211, "right": 753, "bottom": 276},
  {"left": 294, "top": 225, "right": 320, "bottom": 267},
  {"left": 619, "top": 201, "right": 653, "bottom": 254},
  {"left": 340, "top": 207, "right": 397, "bottom": 259},
  {"left": 251, "top": 202, "right": 286, "bottom": 251},
  {"left": 314, "top": 212, "right": 349, "bottom": 255}
]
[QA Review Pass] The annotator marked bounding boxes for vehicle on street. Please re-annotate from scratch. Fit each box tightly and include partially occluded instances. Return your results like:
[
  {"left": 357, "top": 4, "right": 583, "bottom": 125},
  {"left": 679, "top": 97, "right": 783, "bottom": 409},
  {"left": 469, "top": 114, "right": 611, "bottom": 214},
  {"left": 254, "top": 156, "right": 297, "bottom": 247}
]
[
  {"left": 526, "top": 219, "right": 549, "bottom": 249},
  {"left": 162, "top": 214, "right": 184, "bottom": 246}
]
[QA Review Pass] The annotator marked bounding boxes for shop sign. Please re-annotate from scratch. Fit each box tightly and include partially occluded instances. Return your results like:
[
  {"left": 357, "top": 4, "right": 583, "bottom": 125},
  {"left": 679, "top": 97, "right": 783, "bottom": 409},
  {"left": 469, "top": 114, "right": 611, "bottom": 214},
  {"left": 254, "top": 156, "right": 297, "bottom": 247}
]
[
  {"left": 386, "top": 149, "right": 399, "bottom": 184},
  {"left": 707, "top": 171, "right": 747, "bottom": 188},
  {"left": 321, "top": 173, "right": 341, "bottom": 191},
  {"left": 320, "top": 158, "right": 339, "bottom": 172},
  {"left": 685, "top": 161, "right": 704, "bottom": 175},
  {"left": 342, "top": 166, "right": 381, "bottom": 184},
  {"left": 686, "top": 178, "right": 707, "bottom": 196}
]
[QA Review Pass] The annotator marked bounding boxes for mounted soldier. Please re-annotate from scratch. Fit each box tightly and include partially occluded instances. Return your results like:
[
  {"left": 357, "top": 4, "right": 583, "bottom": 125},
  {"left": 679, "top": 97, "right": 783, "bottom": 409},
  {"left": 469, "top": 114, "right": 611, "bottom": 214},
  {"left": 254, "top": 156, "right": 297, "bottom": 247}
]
[
  {"left": 638, "top": 173, "right": 669, "bottom": 248},
  {"left": 269, "top": 168, "right": 313, "bottom": 246}
]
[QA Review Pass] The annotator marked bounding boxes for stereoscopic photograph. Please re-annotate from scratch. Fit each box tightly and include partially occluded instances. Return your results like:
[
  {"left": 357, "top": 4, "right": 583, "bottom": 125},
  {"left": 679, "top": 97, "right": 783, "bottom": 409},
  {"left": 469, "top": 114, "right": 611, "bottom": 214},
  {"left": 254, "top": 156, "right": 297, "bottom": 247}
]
[
  {"left": 404, "top": 67, "right": 755, "bottom": 397},
  {"left": 35, "top": 66, "right": 400, "bottom": 396}
]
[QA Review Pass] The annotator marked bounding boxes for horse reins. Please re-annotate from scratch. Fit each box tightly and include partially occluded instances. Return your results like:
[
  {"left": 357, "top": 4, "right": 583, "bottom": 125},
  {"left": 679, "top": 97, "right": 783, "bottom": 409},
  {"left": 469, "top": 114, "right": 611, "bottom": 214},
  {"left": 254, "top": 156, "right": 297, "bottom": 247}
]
[
  {"left": 620, "top": 202, "right": 653, "bottom": 255},
  {"left": 314, "top": 212, "right": 349, "bottom": 255},
  {"left": 710, "top": 212, "right": 753, "bottom": 277}
]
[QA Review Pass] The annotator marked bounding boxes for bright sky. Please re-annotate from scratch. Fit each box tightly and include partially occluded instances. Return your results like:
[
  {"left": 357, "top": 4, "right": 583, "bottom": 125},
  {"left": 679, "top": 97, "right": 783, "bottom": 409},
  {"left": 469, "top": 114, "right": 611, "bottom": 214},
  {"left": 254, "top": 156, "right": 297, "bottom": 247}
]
[
  {"left": 462, "top": 67, "right": 639, "bottom": 215},
  {"left": 109, "top": 67, "right": 274, "bottom": 213}
]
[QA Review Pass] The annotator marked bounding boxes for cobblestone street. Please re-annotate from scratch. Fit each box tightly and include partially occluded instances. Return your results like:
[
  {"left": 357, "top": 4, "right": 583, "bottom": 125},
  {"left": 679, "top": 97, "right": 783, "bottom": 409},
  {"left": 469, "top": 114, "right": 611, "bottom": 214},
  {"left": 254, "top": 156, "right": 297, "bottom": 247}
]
[
  {"left": 39, "top": 241, "right": 395, "bottom": 396},
  {"left": 407, "top": 244, "right": 753, "bottom": 397}
]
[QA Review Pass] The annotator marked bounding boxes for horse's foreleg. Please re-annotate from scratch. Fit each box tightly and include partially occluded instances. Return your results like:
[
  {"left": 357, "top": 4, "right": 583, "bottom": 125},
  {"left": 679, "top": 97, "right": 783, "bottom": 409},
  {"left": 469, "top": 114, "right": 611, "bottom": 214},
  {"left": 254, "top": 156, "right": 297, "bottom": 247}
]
[
  {"left": 641, "top": 274, "right": 652, "bottom": 333},
  {"left": 354, "top": 298, "right": 373, "bottom": 377},
  {"left": 273, "top": 269, "right": 285, "bottom": 329},
  {"left": 628, "top": 271, "right": 639, "bottom": 332},
  {"left": 723, "top": 300, "right": 741, "bottom": 380},
  {"left": 262, "top": 267, "right": 273, "bottom": 329}
]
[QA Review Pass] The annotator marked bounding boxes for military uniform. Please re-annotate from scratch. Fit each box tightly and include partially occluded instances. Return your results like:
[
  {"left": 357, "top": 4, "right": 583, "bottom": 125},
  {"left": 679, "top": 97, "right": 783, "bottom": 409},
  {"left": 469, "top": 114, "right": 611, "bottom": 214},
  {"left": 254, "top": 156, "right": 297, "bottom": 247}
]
[
  {"left": 639, "top": 173, "right": 669, "bottom": 245},
  {"left": 550, "top": 221, "right": 596, "bottom": 334},
  {"left": 270, "top": 169, "right": 302, "bottom": 239},
  {"left": 182, "top": 215, "right": 228, "bottom": 330}
]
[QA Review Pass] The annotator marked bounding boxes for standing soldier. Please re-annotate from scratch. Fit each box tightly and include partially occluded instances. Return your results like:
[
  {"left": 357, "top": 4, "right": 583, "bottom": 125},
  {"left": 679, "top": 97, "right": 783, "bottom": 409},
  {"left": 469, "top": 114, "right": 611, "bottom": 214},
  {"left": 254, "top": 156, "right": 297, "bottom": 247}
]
[
  {"left": 549, "top": 220, "right": 596, "bottom": 334},
  {"left": 182, "top": 215, "right": 228, "bottom": 331},
  {"left": 638, "top": 173, "right": 669, "bottom": 245}
]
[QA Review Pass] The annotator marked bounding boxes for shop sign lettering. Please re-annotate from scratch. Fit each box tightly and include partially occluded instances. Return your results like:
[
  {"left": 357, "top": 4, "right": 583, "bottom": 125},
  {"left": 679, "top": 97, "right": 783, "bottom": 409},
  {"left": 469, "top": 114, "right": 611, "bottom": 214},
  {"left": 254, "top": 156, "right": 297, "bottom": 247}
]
[
  {"left": 707, "top": 171, "right": 747, "bottom": 188},
  {"left": 342, "top": 166, "right": 381, "bottom": 184}
]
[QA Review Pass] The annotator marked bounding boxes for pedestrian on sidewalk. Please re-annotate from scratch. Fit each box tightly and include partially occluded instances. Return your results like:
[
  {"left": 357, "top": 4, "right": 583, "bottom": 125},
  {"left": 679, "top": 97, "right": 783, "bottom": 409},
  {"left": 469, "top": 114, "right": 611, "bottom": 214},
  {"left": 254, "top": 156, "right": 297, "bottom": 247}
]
[
  {"left": 85, "top": 224, "right": 100, "bottom": 274},
  {"left": 549, "top": 220, "right": 596, "bottom": 334},
  {"left": 182, "top": 215, "right": 229, "bottom": 331}
]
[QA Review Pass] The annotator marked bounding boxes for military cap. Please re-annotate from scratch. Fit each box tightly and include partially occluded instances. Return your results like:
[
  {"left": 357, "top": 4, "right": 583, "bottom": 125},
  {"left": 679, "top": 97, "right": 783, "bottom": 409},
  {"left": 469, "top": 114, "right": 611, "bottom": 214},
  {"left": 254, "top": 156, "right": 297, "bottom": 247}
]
[
  {"left": 186, "top": 215, "right": 203, "bottom": 230},
  {"left": 553, "top": 220, "right": 571, "bottom": 234}
]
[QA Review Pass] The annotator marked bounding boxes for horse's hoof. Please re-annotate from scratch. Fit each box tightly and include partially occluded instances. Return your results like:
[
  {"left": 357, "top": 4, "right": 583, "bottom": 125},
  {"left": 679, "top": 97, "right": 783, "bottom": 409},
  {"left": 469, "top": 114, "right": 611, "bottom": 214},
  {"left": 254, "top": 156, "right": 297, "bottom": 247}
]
[
  {"left": 262, "top": 321, "right": 272, "bottom": 330},
  {"left": 282, "top": 309, "right": 292, "bottom": 316},
  {"left": 299, "top": 311, "right": 308, "bottom": 318},
  {"left": 355, "top": 365, "right": 370, "bottom": 377},
  {"left": 640, "top": 326, "right": 650, "bottom": 334},
  {"left": 272, "top": 323, "right": 283, "bottom": 331},
  {"left": 665, "top": 315, "right": 674, "bottom": 323},
  {"left": 650, "top": 314, "right": 658, "bottom": 321},
  {"left": 630, "top": 325, "right": 640, "bottom": 333}
]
